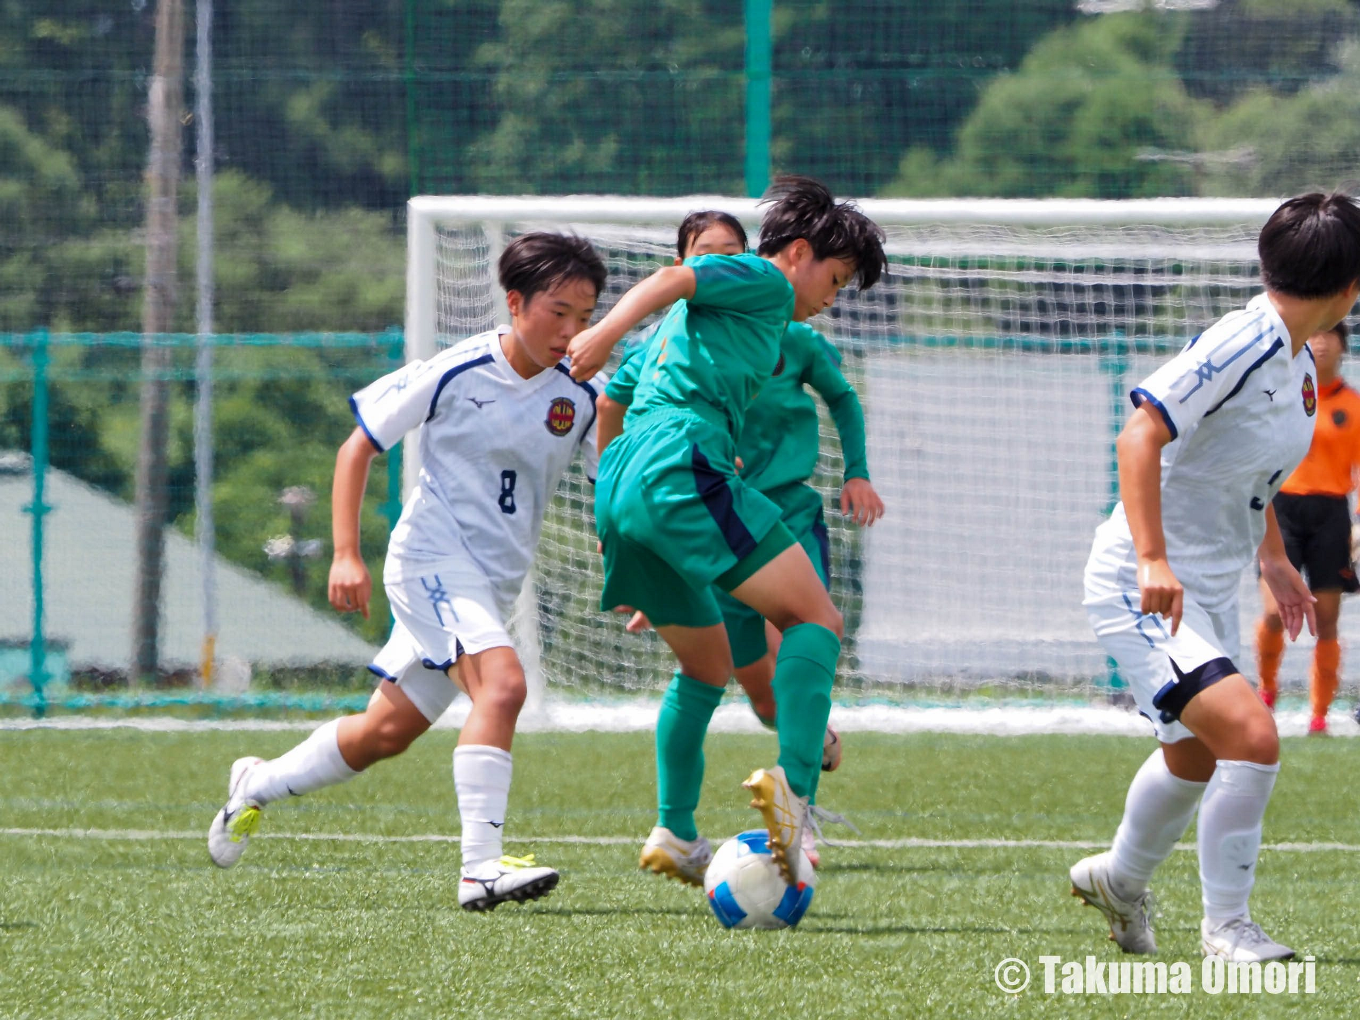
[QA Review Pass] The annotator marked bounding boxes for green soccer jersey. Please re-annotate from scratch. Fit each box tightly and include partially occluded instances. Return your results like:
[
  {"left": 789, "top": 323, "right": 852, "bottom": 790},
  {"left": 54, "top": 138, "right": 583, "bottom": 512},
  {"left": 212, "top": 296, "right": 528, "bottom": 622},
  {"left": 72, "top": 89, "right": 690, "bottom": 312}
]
[
  {"left": 607, "top": 321, "right": 870, "bottom": 493},
  {"left": 624, "top": 253, "right": 794, "bottom": 441}
]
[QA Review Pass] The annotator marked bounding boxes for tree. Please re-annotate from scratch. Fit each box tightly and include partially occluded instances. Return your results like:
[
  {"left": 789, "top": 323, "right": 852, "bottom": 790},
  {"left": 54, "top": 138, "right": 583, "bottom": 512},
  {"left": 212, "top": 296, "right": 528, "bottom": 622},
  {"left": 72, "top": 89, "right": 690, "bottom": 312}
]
[
  {"left": 883, "top": 12, "right": 1205, "bottom": 199},
  {"left": 1196, "top": 39, "right": 1360, "bottom": 196},
  {"left": 132, "top": 0, "right": 186, "bottom": 683}
]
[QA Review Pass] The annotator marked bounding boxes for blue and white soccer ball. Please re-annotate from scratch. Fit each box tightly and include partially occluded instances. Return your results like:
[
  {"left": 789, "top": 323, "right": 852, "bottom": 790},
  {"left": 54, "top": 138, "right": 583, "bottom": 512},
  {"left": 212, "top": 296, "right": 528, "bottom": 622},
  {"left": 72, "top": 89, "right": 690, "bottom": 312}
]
[{"left": 704, "top": 829, "right": 816, "bottom": 930}]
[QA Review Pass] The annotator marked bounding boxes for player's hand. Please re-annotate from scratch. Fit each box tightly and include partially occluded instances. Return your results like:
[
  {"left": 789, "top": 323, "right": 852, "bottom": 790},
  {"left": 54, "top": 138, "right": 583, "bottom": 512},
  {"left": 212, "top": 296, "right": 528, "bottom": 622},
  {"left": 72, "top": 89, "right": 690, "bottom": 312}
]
[
  {"left": 840, "top": 478, "right": 884, "bottom": 527},
  {"left": 612, "top": 606, "right": 653, "bottom": 632},
  {"left": 1260, "top": 554, "right": 1317, "bottom": 641},
  {"left": 1137, "top": 557, "right": 1183, "bottom": 636},
  {"left": 328, "top": 552, "right": 371, "bottom": 619},
  {"left": 567, "top": 324, "right": 617, "bottom": 381}
]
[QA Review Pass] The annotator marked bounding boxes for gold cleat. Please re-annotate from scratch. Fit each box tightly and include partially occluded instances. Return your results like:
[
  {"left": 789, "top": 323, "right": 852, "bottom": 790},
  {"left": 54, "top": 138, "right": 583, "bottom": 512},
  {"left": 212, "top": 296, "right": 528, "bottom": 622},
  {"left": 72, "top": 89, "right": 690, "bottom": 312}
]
[
  {"left": 742, "top": 766, "right": 808, "bottom": 886},
  {"left": 639, "top": 826, "right": 712, "bottom": 886}
]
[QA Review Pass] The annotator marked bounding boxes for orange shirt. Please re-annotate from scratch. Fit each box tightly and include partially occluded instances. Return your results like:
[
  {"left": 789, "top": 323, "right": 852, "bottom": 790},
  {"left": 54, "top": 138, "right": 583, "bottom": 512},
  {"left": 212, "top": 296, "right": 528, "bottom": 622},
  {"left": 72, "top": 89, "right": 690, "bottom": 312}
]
[{"left": 1280, "top": 377, "right": 1360, "bottom": 497}]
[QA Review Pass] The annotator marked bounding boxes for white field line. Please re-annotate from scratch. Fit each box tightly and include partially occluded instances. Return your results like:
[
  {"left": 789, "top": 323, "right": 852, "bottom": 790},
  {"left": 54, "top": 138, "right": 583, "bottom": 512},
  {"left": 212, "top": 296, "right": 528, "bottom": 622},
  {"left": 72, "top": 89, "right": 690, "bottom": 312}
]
[
  {"left": 2, "top": 704, "right": 1354, "bottom": 738},
  {"left": 2, "top": 827, "right": 1358, "bottom": 853}
]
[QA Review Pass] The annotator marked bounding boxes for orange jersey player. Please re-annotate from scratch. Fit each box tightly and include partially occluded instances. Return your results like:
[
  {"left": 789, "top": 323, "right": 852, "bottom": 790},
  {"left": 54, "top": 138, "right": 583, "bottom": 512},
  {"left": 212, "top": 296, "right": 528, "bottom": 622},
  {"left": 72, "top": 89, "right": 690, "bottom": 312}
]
[{"left": 1256, "top": 319, "right": 1360, "bottom": 732}]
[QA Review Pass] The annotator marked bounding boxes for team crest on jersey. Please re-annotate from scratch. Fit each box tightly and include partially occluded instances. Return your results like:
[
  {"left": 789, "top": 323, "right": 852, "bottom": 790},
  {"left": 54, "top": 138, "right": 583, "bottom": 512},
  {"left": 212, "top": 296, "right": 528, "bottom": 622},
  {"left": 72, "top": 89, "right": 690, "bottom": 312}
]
[
  {"left": 545, "top": 396, "right": 576, "bottom": 436},
  {"left": 1302, "top": 374, "right": 1316, "bottom": 417}
]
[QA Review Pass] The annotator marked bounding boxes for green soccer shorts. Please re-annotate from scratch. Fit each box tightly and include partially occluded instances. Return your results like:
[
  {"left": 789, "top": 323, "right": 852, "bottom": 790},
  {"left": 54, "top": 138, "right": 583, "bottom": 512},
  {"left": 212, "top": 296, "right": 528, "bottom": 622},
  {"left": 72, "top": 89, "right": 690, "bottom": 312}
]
[
  {"left": 714, "top": 482, "right": 831, "bottom": 669},
  {"left": 595, "top": 409, "right": 794, "bottom": 628}
]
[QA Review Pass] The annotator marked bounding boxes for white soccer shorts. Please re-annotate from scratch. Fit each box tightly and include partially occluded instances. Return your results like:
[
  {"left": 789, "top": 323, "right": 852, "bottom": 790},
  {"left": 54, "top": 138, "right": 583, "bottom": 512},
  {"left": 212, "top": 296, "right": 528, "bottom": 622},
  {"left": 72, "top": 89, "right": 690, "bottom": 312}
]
[
  {"left": 366, "top": 556, "right": 516, "bottom": 723},
  {"left": 1084, "top": 568, "right": 1242, "bottom": 745}
]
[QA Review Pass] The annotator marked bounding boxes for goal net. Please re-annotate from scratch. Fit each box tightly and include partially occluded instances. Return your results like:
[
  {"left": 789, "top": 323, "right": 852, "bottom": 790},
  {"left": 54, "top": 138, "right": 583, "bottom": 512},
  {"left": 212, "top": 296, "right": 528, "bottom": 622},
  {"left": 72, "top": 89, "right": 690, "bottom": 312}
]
[{"left": 407, "top": 196, "right": 1296, "bottom": 706}]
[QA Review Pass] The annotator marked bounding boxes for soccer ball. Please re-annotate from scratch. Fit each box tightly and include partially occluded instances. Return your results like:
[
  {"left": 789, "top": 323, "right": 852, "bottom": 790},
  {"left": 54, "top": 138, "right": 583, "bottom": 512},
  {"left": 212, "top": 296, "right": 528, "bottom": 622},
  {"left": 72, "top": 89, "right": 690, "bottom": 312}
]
[{"left": 704, "top": 829, "right": 816, "bottom": 930}]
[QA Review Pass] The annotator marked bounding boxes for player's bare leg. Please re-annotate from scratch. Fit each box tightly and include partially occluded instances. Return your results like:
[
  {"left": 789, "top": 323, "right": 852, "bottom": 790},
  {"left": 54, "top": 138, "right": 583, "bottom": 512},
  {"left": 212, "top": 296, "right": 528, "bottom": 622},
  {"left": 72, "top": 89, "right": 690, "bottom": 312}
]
[
  {"left": 726, "top": 545, "right": 842, "bottom": 884},
  {"left": 452, "top": 646, "right": 558, "bottom": 911},
  {"left": 208, "top": 682, "right": 425, "bottom": 868}
]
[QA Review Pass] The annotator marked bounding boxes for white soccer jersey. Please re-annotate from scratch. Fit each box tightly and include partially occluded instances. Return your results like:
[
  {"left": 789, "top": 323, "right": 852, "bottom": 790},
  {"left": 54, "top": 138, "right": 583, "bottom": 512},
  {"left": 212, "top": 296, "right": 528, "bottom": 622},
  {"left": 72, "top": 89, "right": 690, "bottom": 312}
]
[
  {"left": 349, "top": 328, "right": 607, "bottom": 604},
  {"left": 1090, "top": 294, "right": 1318, "bottom": 611}
]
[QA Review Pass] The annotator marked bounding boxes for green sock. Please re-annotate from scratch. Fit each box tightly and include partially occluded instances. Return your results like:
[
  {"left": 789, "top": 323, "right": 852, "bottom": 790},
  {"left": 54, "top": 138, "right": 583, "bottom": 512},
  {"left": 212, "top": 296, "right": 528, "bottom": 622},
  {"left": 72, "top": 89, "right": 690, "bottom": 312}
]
[
  {"left": 771, "top": 623, "right": 840, "bottom": 800},
  {"left": 655, "top": 673, "right": 724, "bottom": 841}
]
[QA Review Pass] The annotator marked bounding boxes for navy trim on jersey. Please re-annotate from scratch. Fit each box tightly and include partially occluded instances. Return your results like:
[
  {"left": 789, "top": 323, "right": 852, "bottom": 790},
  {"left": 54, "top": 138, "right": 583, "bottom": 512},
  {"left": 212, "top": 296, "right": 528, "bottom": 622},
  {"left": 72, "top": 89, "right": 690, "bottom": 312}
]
[
  {"left": 555, "top": 362, "right": 601, "bottom": 433},
  {"left": 349, "top": 397, "right": 386, "bottom": 453},
  {"left": 427, "top": 353, "right": 495, "bottom": 422},
  {"left": 367, "top": 663, "right": 398, "bottom": 682},
  {"left": 1305, "top": 344, "right": 1316, "bottom": 365},
  {"left": 1130, "top": 387, "right": 1179, "bottom": 441},
  {"left": 1202, "top": 337, "right": 1284, "bottom": 417},
  {"left": 1153, "top": 655, "right": 1237, "bottom": 723},
  {"left": 1174, "top": 315, "right": 1269, "bottom": 404}
]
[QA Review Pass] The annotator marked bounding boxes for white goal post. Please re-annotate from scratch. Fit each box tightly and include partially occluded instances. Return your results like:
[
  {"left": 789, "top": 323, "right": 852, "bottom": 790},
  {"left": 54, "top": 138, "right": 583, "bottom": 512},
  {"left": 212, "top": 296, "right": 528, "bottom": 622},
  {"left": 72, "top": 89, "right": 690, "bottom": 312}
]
[{"left": 403, "top": 194, "right": 1334, "bottom": 704}]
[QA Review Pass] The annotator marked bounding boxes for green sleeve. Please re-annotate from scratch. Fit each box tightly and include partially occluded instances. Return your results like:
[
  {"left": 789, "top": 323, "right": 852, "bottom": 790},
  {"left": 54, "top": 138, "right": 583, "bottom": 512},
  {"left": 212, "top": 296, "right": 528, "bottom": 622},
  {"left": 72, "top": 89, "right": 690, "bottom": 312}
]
[
  {"left": 801, "top": 333, "right": 870, "bottom": 482},
  {"left": 604, "top": 336, "right": 649, "bottom": 406}
]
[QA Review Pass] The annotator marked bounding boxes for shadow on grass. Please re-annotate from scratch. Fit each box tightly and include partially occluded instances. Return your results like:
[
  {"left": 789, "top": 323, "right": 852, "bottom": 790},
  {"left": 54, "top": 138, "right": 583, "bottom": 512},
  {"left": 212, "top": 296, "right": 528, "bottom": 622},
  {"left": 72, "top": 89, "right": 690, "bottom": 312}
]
[
  {"left": 0, "top": 921, "right": 37, "bottom": 931},
  {"left": 527, "top": 905, "right": 701, "bottom": 918},
  {"left": 805, "top": 917, "right": 1086, "bottom": 937}
]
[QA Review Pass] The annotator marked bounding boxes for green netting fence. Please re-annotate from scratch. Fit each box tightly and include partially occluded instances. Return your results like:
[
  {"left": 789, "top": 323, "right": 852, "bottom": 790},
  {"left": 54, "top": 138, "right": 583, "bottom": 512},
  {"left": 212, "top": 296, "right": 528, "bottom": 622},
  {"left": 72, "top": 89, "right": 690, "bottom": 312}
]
[{"left": 0, "top": 330, "right": 403, "bottom": 716}]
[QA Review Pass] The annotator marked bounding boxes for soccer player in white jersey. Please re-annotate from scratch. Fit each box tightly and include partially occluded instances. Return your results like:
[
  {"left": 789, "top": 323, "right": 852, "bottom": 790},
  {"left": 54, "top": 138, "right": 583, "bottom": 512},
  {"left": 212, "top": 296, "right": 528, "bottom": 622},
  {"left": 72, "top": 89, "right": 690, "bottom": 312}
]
[
  {"left": 207, "top": 233, "right": 610, "bottom": 912},
  {"left": 1073, "top": 192, "right": 1360, "bottom": 962}
]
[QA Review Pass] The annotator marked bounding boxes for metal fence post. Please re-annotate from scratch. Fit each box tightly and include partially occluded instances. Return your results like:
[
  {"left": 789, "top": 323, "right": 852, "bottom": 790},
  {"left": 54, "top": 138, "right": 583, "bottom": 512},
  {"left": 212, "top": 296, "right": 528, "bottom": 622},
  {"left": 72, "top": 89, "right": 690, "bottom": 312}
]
[{"left": 25, "top": 329, "right": 51, "bottom": 718}]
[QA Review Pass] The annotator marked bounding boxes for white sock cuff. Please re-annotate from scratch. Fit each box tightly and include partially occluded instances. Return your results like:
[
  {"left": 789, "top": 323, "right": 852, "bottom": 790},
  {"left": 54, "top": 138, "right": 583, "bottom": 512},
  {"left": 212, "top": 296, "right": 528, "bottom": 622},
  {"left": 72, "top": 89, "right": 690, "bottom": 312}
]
[
  {"left": 1151, "top": 749, "right": 1209, "bottom": 793},
  {"left": 454, "top": 744, "right": 512, "bottom": 765},
  {"left": 317, "top": 718, "right": 360, "bottom": 777},
  {"left": 1212, "top": 759, "right": 1280, "bottom": 794}
]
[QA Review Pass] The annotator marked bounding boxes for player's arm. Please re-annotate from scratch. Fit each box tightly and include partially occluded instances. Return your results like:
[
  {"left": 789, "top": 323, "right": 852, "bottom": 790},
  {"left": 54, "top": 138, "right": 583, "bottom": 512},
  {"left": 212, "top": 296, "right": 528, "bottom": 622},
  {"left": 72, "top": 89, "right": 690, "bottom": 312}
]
[
  {"left": 1116, "top": 401, "right": 1183, "bottom": 633},
  {"left": 596, "top": 393, "right": 627, "bottom": 453},
  {"left": 1258, "top": 504, "right": 1317, "bottom": 640},
  {"left": 567, "top": 266, "right": 697, "bottom": 380},
  {"left": 329, "top": 428, "right": 380, "bottom": 619},
  {"left": 803, "top": 342, "right": 882, "bottom": 526}
]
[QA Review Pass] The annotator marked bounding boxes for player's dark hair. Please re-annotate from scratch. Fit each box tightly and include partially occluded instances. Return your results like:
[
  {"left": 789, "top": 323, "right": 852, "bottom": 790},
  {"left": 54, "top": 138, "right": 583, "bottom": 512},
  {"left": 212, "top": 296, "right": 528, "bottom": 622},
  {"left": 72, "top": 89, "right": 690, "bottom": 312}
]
[
  {"left": 1331, "top": 318, "right": 1349, "bottom": 351},
  {"left": 756, "top": 174, "right": 887, "bottom": 290},
  {"left": 677, "top": 210, "right": 748, "bottom": 258},
  {"left": 1258, "top": 192, "right": 1360, "bottom": 299},
  {"left": 498, "top": 232, "right": 607, "bottom": 304}
]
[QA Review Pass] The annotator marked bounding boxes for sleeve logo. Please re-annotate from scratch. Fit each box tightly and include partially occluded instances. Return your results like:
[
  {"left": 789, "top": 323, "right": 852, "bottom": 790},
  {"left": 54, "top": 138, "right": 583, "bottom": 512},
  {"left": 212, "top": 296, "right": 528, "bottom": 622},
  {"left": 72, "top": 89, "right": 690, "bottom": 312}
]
[
  {"left": 545, "top": 396, "right": 576, "bottom": 436},
  {"left": 1302, "top": 373, "right": 1316, "bottom": 417}
]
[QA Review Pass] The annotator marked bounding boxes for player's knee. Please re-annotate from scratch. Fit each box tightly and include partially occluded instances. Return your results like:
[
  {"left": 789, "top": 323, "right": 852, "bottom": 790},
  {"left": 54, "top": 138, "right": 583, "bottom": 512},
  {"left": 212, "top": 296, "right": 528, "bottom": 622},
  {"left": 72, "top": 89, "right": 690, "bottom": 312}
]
[
  {"left": 678, "top": 653, "right": 732, "bottom": 687},
  {"left": 479, "top": 670, "right": 528, "bottom": 720},
  {"left": 815, "top": 604, "right": 845, "bottom": 640},
  {"left": 1261, "top": 612, "right": 1284, "bottom": 634},
  {"left": 1317, "top": 617, "right": 1340, "bottom": 641},
  {"left": 1232, "top": 717, "right": 1280, "bottom": 765}
]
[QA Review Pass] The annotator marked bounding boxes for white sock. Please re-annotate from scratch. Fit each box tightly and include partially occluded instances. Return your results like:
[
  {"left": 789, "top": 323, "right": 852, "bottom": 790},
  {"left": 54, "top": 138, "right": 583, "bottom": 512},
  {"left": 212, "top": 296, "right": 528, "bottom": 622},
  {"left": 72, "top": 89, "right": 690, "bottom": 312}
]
[
  {"left": 241, "top": 719, "right": 360, "bottom": 806},
  {"left": 1108, "top": 748, "right": 1206, "bottom": 897},
  {"left": 454, "top": 744, "right": 513, "bottom": 874},
  {"left": 1198, "top": 759, "right": 1279, "bottom": 925}
]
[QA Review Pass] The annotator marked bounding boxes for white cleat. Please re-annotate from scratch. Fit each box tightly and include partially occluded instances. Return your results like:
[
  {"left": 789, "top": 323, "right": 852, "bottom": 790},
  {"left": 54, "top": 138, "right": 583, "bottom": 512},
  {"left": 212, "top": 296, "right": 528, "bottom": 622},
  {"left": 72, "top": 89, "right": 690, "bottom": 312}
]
[
  {"left": 1201, "top": 917, "right": 1295, "bottom": 962},
  {"left": 742, "top": 766, "right": 808, "bottom": 885},
  {"left": 639, "top": 826, "right": 713, "bottom": 887},
  {"left": 822, "top": 725, "right": 842, "bottom": 772},
  {"left": 1069, "top": 852, "right": 1157, "bottom": 954},
  {"left": 207, "top": 756, "right": 265, "bottom": 869},
  {"left": 458, "top": 855, "right": 559, "bottom": 912}
]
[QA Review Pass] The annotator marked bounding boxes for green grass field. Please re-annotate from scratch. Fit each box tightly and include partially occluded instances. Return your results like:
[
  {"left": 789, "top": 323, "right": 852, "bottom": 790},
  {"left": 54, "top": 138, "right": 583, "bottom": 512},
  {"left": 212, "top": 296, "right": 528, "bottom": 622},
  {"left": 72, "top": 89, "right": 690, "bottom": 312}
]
[{"left": 3, "top": 727, "right": 1359, "bottom": 1018}]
